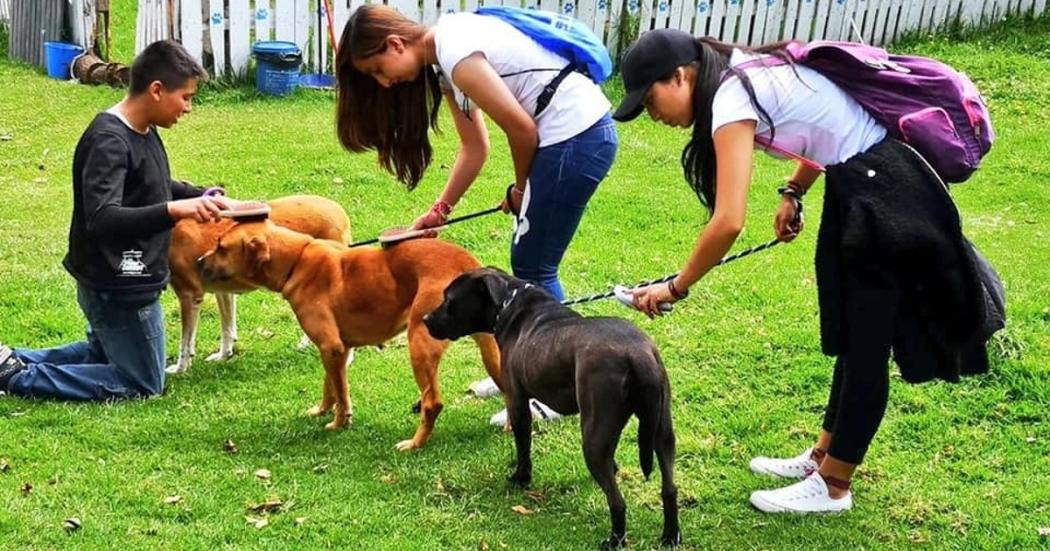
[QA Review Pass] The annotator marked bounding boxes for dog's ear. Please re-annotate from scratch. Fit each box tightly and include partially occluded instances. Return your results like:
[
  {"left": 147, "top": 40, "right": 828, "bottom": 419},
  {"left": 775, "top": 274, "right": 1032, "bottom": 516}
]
[
  {"left": 478, "top": 270, "right": 509, "bottom": 307},
  {"left": 245, "top": 234, "right": 271, "bottom": 272}
]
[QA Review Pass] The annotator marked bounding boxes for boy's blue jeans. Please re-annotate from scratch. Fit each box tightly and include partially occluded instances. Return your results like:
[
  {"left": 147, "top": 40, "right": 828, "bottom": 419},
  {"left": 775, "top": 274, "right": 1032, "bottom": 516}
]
[
  {"left": 6, "top": 283, "right": 166, "bottom": 401},
  {"left": 511, "top": 114, "right": 618, "bottom": 300}
]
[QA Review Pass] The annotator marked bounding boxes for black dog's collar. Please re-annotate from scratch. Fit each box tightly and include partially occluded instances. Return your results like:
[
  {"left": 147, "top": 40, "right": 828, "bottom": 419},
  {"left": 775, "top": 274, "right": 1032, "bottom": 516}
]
[{"left": 495, "top": 283, "right": 533, "bottom": 325}]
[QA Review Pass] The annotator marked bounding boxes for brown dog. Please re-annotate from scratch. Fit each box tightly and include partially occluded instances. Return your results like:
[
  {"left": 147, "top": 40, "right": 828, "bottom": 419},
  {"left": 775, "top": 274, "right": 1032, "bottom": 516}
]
[
  {"left": 167, "top": 195, "right": 352, "bottom": 375},
  {"left": 196, "top": 220, "right": 503, "bottom": 450}
]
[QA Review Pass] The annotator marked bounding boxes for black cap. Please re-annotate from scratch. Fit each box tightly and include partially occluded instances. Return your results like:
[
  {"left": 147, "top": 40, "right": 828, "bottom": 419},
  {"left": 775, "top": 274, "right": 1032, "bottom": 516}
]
[{"left": 613, "top": 29, "right": 699, "bottom": 122}]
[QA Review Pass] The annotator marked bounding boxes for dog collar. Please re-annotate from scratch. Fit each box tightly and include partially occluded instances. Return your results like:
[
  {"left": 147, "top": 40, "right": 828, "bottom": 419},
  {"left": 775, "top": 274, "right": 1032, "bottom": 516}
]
[{"left": 496, "top": 283, "right": 533, "bottom": 325}]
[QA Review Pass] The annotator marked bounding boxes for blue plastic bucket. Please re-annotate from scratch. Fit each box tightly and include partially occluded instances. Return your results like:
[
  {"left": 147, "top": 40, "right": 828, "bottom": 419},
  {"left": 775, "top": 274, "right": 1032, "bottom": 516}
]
[
  {"left": 252, "top": 41, "right": 302, "bottom": 96},
  {"left": 44, "top": 42, "right": 85, "bottom": 80}
]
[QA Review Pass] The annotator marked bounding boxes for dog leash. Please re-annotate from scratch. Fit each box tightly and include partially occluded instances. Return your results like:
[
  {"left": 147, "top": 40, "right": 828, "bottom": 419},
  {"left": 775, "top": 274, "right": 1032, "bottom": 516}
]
[
  {"left": 560, "top": 238, "right": 783, "bottom": 307},
  {"left": 349, "top": 206, "right": 502, "bottom": 248}
]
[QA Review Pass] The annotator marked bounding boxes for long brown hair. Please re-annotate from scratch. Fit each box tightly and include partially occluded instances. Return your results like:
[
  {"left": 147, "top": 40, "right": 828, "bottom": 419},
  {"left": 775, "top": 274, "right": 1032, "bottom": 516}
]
[
  {"left": 680, "top": 38, "right": 797, "bottom": 213},
  {"left": 335, "top": 5, "right": 442, "bottom": 190}
]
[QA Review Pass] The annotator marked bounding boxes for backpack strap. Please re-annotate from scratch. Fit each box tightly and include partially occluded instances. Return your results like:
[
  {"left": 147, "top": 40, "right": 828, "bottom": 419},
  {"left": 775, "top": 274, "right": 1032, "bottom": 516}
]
[
  {"left": 721, "top": 57, "right": 825, "bottom": 173},
  {"left": 534, "top": 64, "right": 575, "bottom": 117}
]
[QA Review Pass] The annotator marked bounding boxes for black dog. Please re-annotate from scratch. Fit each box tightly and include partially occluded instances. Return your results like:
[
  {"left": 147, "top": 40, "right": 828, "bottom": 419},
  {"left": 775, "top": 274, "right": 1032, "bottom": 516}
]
[{"left": 424, "top": 268, "right": 681, "bottom": 548}]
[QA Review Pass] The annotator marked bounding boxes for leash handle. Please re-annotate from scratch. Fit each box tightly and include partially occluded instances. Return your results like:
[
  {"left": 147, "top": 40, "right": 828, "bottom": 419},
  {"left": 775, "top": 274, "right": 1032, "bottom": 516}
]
[
  {"left": 560, "top": 238, "right": 783, "bottom": 307},
  {"left": 349, "top": 205, "right": 502, "bottom": 248}
]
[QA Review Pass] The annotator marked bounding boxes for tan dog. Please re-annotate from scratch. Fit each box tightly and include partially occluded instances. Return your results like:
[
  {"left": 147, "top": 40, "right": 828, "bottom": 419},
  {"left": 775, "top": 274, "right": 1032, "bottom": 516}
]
[
  {"left": 196, "top": 220, "right": 503, "bottom": 450},
  {"left": 167, "top": 195, "right": 352, "bottom": 375}
]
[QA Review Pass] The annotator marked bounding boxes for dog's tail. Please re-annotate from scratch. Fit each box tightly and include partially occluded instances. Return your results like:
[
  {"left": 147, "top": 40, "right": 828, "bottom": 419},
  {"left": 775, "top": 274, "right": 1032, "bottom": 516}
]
[{"left": 635, "top": 346, "right": 668, "bottom": 481}]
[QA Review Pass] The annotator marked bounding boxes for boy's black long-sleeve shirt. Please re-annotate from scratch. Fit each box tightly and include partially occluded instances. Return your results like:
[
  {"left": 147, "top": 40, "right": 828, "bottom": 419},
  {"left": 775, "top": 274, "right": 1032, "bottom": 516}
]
[{"left": 63, "top": 112, "right": 204, "bottom": 292}]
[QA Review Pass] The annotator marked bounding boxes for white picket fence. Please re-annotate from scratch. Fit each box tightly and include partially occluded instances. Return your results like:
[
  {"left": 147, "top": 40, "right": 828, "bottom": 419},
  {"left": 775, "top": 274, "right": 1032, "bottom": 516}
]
[
  {"left": 143, "top": 0, "right": 1049, "bottom": 77},
  {"left": 0, "top": 0, "right": 10, "bottom": 24}
]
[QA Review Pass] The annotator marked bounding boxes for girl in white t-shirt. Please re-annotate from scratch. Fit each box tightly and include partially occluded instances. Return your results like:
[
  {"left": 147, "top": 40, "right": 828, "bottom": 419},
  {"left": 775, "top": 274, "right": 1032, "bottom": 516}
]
[
  {"left": 336, "top": 5, "right": 617, "bottom": 428},
  {"left": 335, "top": 5, "right": 617, "bottom": 301},
  {"left": 615, "top": 29, "right": 989, "bottom": 514}
]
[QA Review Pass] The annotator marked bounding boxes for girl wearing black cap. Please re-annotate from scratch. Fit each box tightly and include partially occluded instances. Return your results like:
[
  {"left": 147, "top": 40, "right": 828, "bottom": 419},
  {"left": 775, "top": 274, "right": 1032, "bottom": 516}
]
[{"left": 614, "top": 29, "right": 993, "bottom": 514}]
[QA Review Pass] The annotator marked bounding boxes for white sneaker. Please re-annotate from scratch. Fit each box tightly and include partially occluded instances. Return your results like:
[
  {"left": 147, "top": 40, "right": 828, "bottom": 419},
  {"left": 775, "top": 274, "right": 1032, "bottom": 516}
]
[
  {"left": 750, "top": 473, "right": 853, "bottom": 514},
  {"left": 750, "top": 447, "right": 820, "bottom": 479},
  {"left": 467, "top": 377, "right": 503, "bottom": 399},
  {"left": 488, "top": 399, "right": 565, "bottom": 426}
]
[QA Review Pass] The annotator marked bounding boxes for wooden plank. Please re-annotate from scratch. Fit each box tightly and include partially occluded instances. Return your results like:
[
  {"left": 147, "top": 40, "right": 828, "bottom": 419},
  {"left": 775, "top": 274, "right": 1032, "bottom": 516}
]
[
  {"left": 389, "top": 0, "right": 420, "bottom": 19},
  {"left": 870, "top": 0, "right": 890, "bottom": 44},
  {"left": 668, "top": 0, "right": 686, "bottom": 32},
  {"left": 422, "top": 0, "right": 439, "bottom": 24},
  {"left": 884, "top": 0, "right": 903, "bottom": 43},
  {"left": 737, "top": 0, "right": 755, "bottom": 44},
  {"left": 594, "top": 0, "right": 612, "bottom": 40},
  {"left": 721, "top": 0, "right": 742, "bottom": 42},
  {"left": 275, "top": 0, "right": 295, "bottom": 41},
  {"left": 781, "top": 0, "right": 799, "bottom": 40},
  {"left": 707, "top": 0, "right": 726, "bottom": 39},
  {"left": 539, "top": 0, "right": 558, "bottom": 12},
  {"left": 181, "top": 0, "right": 204, "bottom": 62},
  {"left": 1036, "top": 0, "right": 1048, "bottom": 19},
  {"left": 208, "top": 0, "right": 226, "bottom": 74},
  {"left": 637, "top": 0, "right": 655, "bottom": 35},
  {"left": 256, "top": 0, "right": 273, "bottom": 41},
  {"left": 606, "top": 0, "right": 625, "bottom": 57},
  {"left": 825, "top": 0, "right": 846, "bottom": 40},
  {"left": 576, "top": 0, "right": 599, "bottom": 37},
  {"left": 293, "top": 0, "right": 310, "bottom": 54},
  {"left": 653, "top": 0, "right": 671, "bottom": 30},
  {"left": 928, "top": 0, "right": 947, "bottom": 32},
  {"left": 795, "top": 0, "right": 816, "bottom": 40},
  {"left": 810, "top": 0, "right": 831, "bottom": 41},
  {"left": 333, "top": 0, "right": 349, "bottom": 44},
  {"left": 982, "top": 0, "right": 1001, "bottom": 24},
  {"left": 902, "top": 0, "right": 924, "bottom": 35},
  {"left": 763, "top": 0, "right": 785, "bottom": 43},
  {"left": 229, "top": 0, "right": 250, "bottom": 74},
  {"left": 691, "top": 0, "right": 711, "bottom": 34},
  {"left": 749, "top": 0, "right": 766, "bottom": 45}
]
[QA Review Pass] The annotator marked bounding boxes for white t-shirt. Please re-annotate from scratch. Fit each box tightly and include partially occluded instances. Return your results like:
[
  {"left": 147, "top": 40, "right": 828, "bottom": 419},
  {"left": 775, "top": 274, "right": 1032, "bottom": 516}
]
[
  {"left": 433, "top": 12, "right": 611, "bottom": 148},
  {"left": 711, "top": 49, "right": 887, "bottom": 167}
]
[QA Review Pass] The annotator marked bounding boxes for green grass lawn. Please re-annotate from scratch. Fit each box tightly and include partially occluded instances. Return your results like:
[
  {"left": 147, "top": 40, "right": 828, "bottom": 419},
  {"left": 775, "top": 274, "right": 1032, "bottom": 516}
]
[{"left": 1, "top": 12, "right": 1048, "bottom": 550}]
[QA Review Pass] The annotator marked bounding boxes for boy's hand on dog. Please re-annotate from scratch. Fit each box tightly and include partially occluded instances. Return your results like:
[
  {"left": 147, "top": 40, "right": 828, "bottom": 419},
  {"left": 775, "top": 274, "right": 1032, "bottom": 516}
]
[
  {"left": 631, "top": 283, "right": 676, "bottom": 319},
  {"left": 168, "top": 195, "right": 241, "bottom": 223}
]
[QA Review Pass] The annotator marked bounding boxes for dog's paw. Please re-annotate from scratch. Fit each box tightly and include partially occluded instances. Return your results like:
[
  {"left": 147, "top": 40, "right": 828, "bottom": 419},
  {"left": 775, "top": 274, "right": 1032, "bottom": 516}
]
[
  {"left": 507, "top": 470, "right": 531, "bottom": 487},
  {"left": 165, "top": 363, "right": 188, "bottom": 375},
  {"left": 660, "top": 530, "right": 682, "bottom": 548},
  {"left": 394, "top": 439, "right": 422, "bottom": 452},
  {"left": 205, "top": 349, "right": 234, "bottom": 362},
  {"left": 324, "top": 418, "right": 350, "bottom": 430},
  {"left": 306, "top": 405, "right": 331, "bottom": 417},
  {"left": 599, "top": 534, "right": 628, "bottom": 549}
]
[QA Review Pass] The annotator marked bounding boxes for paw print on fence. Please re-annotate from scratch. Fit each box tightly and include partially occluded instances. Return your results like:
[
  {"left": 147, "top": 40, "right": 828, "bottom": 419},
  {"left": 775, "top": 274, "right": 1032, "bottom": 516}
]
[
  {"left": 563, "top": 2, "right": 574, "bottom": 14},
  {"left": 697, "top": 2, "right": 708, "bottom": 13},
  {"left": 658, "top": 1, "right": 668, "bottom": 13},
  {"left": 628, "top": 0, "right": 640, "bottom": 13},
  {"left": 598, "top": 0, "right": 608, "bottom": 12},
  {"left": 211, "top": 11, "right": 222, "bottom": 25},
  {"left": 255, "top": 8, "right": 269, "bottom": 21}
]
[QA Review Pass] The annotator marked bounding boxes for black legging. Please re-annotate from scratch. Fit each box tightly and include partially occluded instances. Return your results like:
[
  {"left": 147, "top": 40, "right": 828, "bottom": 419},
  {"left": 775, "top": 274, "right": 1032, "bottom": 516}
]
[{"left": 821, "top": 355, "right": 891, "bottom": 465}]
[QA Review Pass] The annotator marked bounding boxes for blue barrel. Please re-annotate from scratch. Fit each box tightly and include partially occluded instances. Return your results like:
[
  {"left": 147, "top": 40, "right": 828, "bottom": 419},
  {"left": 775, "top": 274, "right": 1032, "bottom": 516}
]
[
  {"left": 252, "top": 41, "right": 303, "bottom": 96},
  {"left": 44, "top": 42, "right": 85, "bottom": 80}
]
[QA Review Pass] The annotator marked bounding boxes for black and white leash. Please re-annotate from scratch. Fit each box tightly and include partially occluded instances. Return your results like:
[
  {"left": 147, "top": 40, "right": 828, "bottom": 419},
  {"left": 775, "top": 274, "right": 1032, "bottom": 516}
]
[{"left": 560, "top": 238, "right": 784, "bottom": 307}]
